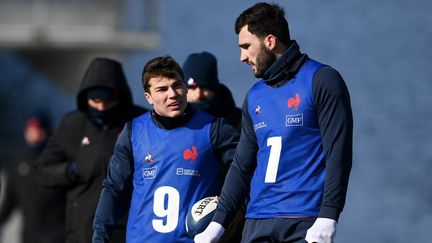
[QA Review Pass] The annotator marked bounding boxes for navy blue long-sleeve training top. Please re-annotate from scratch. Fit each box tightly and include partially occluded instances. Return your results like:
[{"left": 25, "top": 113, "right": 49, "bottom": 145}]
[
  {"left": 92, "top": 106, "right": 239, "bottom": 242},
  {"left": 213, "top": 40, "right": 353, "bottom": 227}
]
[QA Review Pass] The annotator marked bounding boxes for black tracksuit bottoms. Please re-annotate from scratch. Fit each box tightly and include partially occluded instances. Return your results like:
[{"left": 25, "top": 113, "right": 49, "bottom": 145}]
[{"left": 241, "top": 217, "right": 316, "bottom": 243}]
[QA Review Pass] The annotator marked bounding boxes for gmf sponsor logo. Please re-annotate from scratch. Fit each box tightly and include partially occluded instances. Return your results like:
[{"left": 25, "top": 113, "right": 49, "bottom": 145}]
[
  {"left": 285, "top": 113, "right": 303, "bottom": 126},
  {"left": 142, "top": 166, "right": 157, "bottom": 179}
]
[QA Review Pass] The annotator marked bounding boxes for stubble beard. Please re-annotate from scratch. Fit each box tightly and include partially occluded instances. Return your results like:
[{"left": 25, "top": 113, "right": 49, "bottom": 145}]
[{"left": 253, "top": 44, "right": 277, "bottom": 78}]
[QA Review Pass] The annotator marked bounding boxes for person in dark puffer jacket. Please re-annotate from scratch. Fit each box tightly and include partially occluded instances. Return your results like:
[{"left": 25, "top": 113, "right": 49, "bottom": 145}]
[{"left": 34, "top": 57, "right": 146, "bottom": 243}]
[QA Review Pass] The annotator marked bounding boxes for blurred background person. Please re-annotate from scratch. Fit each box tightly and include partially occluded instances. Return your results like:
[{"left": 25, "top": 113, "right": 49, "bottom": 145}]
[
  {"left": 183, "top": 51, "right": 242, "bottom": 131},
  {"left": 183, "top": 51, "right": 244, "bottom": 242},
  {"left": 34, "top": 57, "right": 146, "bottom": 243},
  {"left": 0, "top": 112, "right": 66, "bottom": 243}
]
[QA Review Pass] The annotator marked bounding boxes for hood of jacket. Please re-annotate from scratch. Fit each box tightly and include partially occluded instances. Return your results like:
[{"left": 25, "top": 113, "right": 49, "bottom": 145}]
[{"left": 76, "top": 57, "right": 133, "bottom": 112}]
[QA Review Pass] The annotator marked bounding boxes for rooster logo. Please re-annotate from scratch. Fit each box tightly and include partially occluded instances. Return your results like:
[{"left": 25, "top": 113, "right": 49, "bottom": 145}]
[
  {"left": 287, "top": 93, "right": 301, "bottom": 111},
  {"left": 183, "top": 146, "right": 198, "bottom": 163}
]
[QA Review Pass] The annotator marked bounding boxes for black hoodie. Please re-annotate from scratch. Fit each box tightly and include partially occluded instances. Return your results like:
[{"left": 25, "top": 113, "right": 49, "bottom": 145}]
[
  {"left": 35, "top": 57, "right": 146, "bottom": 243},
  {"left": 77, "top": 57, "right": 134, "bottom": 112}
]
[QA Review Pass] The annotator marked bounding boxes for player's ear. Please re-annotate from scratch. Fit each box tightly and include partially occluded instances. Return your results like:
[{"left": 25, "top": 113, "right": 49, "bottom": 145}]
[
  {"left": 145, "top": 92, "right": 153, "bottom": 105},
  {"left": 264, "top": 35, "right": 277, "bottom": 51}
]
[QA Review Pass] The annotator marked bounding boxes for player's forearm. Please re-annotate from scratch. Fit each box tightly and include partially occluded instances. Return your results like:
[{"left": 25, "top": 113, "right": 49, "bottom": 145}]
[
  {"left": 319, "top": 108, "right": 352, "bottom": 220},
  {"left": 213, "top": 162, "right": 251, "bottom": 228},
  {"left": 320, "top": 144, "right": 352, "bottom": 221},
  {"left": 93, "top": 188, "right": 116, "bottom": 243},
  {"left": 93, "top": 152, "right": 133, "bottom": 242}
]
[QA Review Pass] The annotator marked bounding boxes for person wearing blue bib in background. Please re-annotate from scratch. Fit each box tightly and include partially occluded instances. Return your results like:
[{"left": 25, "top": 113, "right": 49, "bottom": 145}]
[
  {"left": 92, "top": 56, "right": 239, "bottom": 243},
  {"left": 195, "top": 2, "right": 353, "bottom": 243}
]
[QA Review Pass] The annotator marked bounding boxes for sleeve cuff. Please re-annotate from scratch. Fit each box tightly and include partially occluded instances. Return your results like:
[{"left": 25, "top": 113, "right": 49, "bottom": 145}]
[
  {"left": 319, "top": 206, "right": 342, "bottom": 222},
  {"left": 66, "top": 162, "right": 78, "bottom": 181},
  {"left": 212, "top": 211, "right": 231, "bottom": 229}
]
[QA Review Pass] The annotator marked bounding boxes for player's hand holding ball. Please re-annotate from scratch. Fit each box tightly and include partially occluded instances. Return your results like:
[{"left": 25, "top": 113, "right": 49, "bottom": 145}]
[
  {"left": 185, "top": 196, "right": 225, "bottom": 242},
  {"left": 194, "top": 221, "right": 225, "bottom": 243}
]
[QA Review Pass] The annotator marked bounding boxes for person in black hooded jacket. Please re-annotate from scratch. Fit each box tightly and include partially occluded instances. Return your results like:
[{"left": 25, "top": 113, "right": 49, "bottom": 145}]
[{"left": 34, "top": 57, "right": 146, "bottom": 243}]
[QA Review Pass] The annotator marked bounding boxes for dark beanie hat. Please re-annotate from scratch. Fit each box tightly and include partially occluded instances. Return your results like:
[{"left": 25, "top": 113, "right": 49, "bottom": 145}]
[
  {"left": 183, "top": 51, "right": 219, "bottom": 92},
  {"left": 86, "top": 87, "right": 119, "bottom": 101}
]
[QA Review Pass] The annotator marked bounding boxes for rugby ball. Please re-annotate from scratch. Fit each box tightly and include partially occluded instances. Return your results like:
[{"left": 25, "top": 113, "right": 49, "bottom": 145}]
[{"left": 185, "top": 196, "right": 218, "bottom": 238}]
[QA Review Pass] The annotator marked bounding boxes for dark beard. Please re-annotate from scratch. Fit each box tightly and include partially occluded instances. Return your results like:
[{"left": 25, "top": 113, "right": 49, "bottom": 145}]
[{"left": 254, "top": 44, "right": 277, "bottom": 78}]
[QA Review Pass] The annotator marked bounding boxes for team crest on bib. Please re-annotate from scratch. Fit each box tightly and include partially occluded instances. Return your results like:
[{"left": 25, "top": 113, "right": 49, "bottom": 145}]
[
  {"left": 287, "top": 93, "right": 301, "bottom": 111},
  {"left": 183, "top": 146, "right": 198, "bottom": 163}
]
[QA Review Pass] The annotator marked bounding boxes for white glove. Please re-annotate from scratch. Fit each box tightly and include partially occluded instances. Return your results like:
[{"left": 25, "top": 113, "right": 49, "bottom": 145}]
[
  {"left": 305, "top": 218, "right": 337, "bottom": 243},
  {"left": 194, "top": 222, "right": 225, "bottom": 243}
]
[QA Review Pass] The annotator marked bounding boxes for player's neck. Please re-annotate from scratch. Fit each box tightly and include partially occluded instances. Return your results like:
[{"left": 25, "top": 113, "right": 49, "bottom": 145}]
[{"left": 151, "top": 105, "right": 194, "bottom": 130}]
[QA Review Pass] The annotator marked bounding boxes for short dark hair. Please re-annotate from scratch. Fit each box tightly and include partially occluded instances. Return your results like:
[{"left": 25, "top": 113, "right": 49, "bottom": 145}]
[
  {"left": 235, "top": 2, "right": 290, "bottom": 46},
  {"left": 141, "top": 56, "right": 184, "bottom": 93}
]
